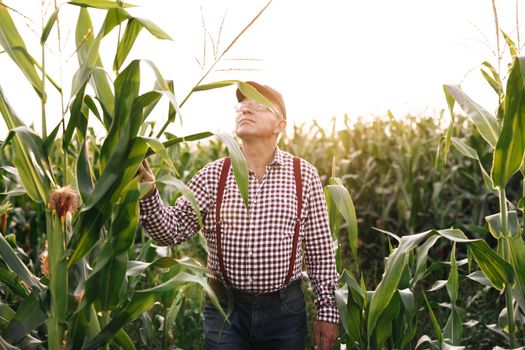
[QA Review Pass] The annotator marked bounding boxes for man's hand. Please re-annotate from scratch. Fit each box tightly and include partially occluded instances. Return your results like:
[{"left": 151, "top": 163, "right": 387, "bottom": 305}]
[
  {"left": 138, "top": 160, "right": 156, "bottom": 195},
  {"left": 314, "top": 321, "right": 339, "bottom": 350}
]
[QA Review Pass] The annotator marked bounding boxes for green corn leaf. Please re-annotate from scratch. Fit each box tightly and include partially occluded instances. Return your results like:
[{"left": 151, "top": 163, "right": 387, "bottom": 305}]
[
  {"left": 486, "top": 211, "right": 520, "bottom": 239},
  {"left": 374, "top": 228, "right": 401, "bottom": 244},
  {"left": 83, "top": 271, "right": 223, "bottom": 350},
  {"left": 451, "top": 137, "right": 494, "bottom": 189},
  {"left": 83, "top": 95, "right": 102, "bottom": 123},
  {"left": 421, "top": 292, "right": 444, "bottom": 343},
  {"left": 336, "top": 271, "right": 365, "bottom": 343},
  {"left": 441, "top": 342, "right": 465, "bottom": 350},
  {"left": 398, "top": 288, "right": 416, "bottom": 348},
  {"left": 157, "top": 131, "right": 214, "bottom": 153},
  {"left": 397, "top": 230, "right": 433, "bottom": 254},
  {"left": 0, "top": 302, "right": 15, "bottom": 332},
  {"left": 143, "top": 137, "right": 175, "bottom": 170},
  {"left": 68, "top": 0, "right": 137, "bottom": 9},
  {"left": 132, "top": 16, "right": 171, "bottom": 40},
  {"left": 508, "top": 236, "right": 525, "bottom": 316},
  {"left": 44, "top": 121, "right": 61, "bottom": 155},
  {"left": 77, "top": 140, "right": 94, "bottom": 203},
  {"left": 5, "top": 291, "right": 46, "bottom": 344},
  {"left": 237, "top": 81, "right": 274, "bottom": 108},
  {"left": 82, "top": 292, "right": 156, "bottom": 350},
  {"left": 367, "top": 248, "right": 407, "bottom": 337},
  {"left": 442, "top": 86, "right": 456, "bottom": 164},
  {"left": 373, "top": 294, "right": 401, "bottom": 348},
  {"left": 443, "top": 84, "right": 500, "bottom": 149},
  {"left": 468, "top": 239, "right": 514, "bottom": 290},
  {"left": 85, "top": 251, "right": 128, "bottom": 311},
  {"left": 215, "top": 132, "right": 249, "bottom": 208},
  {"left": 0, "top": 268, "right": 30, "bottom": 298},
  {"left": 100, "top": 8, "right": 170, "bottom": 39},
  {"left": 435, "top": 228, "right": 471, "bottom": 243},
  {"left": 334, "top": 285, "right": 349, "bottom": 334},
  {"left": 466, "top": 270, "right": 492, "bottom": 287},
  {"left": 501, "top": 31, "right": 518, "bottom": 58},
  {"left": 481, "top": 68, "right": 502, "bottom": 97},
  {"left": 192, "top": 80, "right": 239, "bottom": 91},
  {"left": 0, "top": 89, "right": 50, "bottom": 203},
  {"left": 143, "top": 60, "right": 182, "bottom": 124},
  {"left": 491, "top": 57, "right": 525, "bottom": 188},
  {"left": 446, "top": 243, "right": 459, "bottom": 305},
  {"left": 126, "top": 257, "right": 178, "bottom": 277},
  {"left": 4, "top": 126, "right": 54, "bottom": 182},
  {"left": 69, "top": 138, "right": 148, "bottom": 265},
  {"left": 138, "top": 271, "right": 225, "bottom": 319},
  {"left": 112, "top": 329, "right": 135, "bottom": 350},
  {"left": 100, "top": 60, "right": 140, "bottom": 170},
  {"left": 368, "top": 230, "right": 434, "bottom": 336},
  {"left": 326, "top": 182, "right": 358, "bottom": 261},
  {"left": 110, "top": 178, "right": 140, "bottom": 253},
  {"left": 481, "top": 61, "right": 503, "bottom": 95},
  {"left": 113, "top": 19, "right": 142, "bottom": 72},
  {"left": 193, "top": 80, "right": 274, "bottom": 109},
  {"left": 412, "top": 235, "right": 441, "bottom": 287},
  {"left": 0, "top": 234, "right": 44, "bottom": 292},
  {"left": 83, "top": 176, "right": 140, "bottom": 311},
  {"left": 443, "top": 308, "right": 463, "bottom": 346},
  {"left": 341, "top": 269, "right": 365, "bottom": 304},
  {"left": 0, "top": 6, "right": 45, "bottom": 98},
  {"left": 41, "top": 7, "right": 60, "bottom": 43},
  {"left": 75, "top": 8, "right": 114, "bottom": 118},
  {"left": 65, "top": 83, "right": 89, "bottom": 148},
  {"left": 68, "top": 304, "right": 101, "bottom": 350}
]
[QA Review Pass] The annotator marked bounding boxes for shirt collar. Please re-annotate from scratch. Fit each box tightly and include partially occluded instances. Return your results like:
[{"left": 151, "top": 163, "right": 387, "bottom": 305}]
[{"left": 270, "top": 147, "right": 284, "bottom": 166}]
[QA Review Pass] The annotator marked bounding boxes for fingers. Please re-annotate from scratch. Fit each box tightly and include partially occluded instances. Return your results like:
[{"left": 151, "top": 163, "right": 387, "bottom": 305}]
[
  {"left": 322, "top": 336, "right": 330, "bottom": 350},
  {"left": 314, "top": 321, "right": 339, "bottom": 350},
  {"left": 139, "top": 160, "right": 155, "bottom": 183},
  {"left": 313, "top": 322, "right": 321, "bottom": 349},
  {"left": 142, "top": 159, "right": 152, "bottom": 172}
]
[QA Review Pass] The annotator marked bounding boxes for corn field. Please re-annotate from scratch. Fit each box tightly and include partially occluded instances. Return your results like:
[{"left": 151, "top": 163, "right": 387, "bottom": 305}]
[{"left": 1, "top": 1, "right": 525, "bottom": 349}]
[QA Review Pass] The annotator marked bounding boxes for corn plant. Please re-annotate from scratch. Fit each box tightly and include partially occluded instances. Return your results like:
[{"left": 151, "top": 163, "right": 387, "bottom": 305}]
[
  {"left": 0, "top": 0, "right": 276, "bottom": 348},
  {"left": 440, "top": 30, "right": 525, "bottom": 345}
]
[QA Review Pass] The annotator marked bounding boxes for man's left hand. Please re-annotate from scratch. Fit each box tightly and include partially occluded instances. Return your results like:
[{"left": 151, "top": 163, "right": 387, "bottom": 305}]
[{"left": 313, "top": 321, "right": 339, "bottom": 350}]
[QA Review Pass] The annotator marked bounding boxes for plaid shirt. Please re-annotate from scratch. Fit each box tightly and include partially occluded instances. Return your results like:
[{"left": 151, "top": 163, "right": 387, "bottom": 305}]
[{"left": 139, "top": 149, "right": 339, "bottom": 323}]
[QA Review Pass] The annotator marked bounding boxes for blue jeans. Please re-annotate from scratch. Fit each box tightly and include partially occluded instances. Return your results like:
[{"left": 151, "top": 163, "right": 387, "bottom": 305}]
[{"left": 204, "top": 279, "right": 307, "bottom": 349}]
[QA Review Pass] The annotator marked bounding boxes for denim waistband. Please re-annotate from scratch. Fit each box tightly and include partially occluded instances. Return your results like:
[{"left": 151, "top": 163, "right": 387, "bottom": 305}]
[{"left": 209, "top": 278, "right": 302, "bottom": 303}]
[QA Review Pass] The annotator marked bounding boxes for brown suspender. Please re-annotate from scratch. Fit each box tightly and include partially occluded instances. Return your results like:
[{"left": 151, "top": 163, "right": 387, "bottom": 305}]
[
  {"left": 215, "top": 156, "right": 302, "bottom": 287},
  {"left": 216, "top": 157, "right": 232, "bottom": 285},
  {"left": 285, "top": 156, "right": 303, "bottom": 286}
]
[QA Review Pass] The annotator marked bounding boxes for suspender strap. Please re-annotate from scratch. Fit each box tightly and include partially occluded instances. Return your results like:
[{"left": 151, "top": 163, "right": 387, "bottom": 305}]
[
  {"left": 284, "top": 157, "right": 302, "bottom": 286},
  {"left": 216, "top": 157, "right": 231, "bottom": 285}
]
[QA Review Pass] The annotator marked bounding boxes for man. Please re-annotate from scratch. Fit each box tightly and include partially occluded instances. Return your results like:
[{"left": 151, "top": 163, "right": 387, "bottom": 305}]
[{"left": 138, "top": 81, "right": 339, "bottom": 349}]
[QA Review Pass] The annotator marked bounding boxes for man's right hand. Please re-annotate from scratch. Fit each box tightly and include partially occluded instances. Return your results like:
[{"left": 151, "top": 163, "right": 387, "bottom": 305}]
[{"left": 138, "top": 160, "right": 156, "bottom": 195}]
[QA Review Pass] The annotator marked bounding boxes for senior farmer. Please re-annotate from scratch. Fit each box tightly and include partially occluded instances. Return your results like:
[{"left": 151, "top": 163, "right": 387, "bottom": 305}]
[{"left": 138, "top": 81, "right": 339, "bottom": 349}]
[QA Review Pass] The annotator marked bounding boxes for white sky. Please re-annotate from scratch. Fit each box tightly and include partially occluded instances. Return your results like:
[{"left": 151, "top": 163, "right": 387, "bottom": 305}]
[{"left": 0, "top": 0, "right": 522, "bottom": 139}]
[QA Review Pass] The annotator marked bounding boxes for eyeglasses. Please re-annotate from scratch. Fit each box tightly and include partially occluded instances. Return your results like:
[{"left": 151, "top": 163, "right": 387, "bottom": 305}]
[{"left": 234, "top": 101, "right": 281, "bottom": 119}]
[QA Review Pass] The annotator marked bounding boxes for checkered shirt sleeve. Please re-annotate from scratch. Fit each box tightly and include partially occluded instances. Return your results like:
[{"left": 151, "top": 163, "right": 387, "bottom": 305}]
[
  {"left": 303, "top": 168, "right": 340, "bottom": 324},
  {"left": 139, "top": 167, "right": 210, "bottom": 245}
]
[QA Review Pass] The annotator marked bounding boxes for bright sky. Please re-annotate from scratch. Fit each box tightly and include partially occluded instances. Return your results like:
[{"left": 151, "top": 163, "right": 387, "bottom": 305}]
[{"left": 0, "top": 0, "right": 521, "bottom": 139}]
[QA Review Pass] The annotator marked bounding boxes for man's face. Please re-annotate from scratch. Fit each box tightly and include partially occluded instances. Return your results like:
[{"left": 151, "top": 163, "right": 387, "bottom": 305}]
[{"left": 234, "top": 99, "right": 285, "bottom": 140}]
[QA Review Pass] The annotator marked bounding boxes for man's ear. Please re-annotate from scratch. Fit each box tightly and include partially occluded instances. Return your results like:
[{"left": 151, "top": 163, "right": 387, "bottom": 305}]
[{"left": 275, "top": 118, "right": 287, "bottom": 134}]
